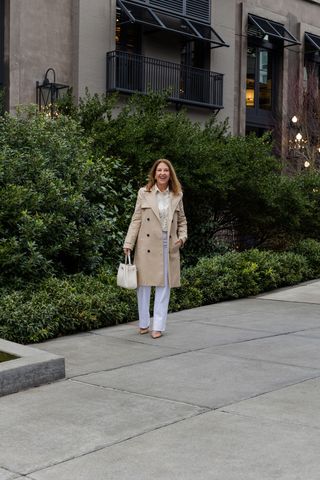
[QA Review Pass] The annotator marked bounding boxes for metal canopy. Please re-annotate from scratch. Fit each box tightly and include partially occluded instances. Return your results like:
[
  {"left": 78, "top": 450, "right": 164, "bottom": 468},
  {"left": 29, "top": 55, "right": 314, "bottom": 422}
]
[
  {"left": 248, "top": 13, "right": 300, "bottom": 47},
  {"left": 117, "top": 0, "right": 229, "bottom": 48},
  {"left": 305, "top": 32, "right": 320, "bottom": 52}
]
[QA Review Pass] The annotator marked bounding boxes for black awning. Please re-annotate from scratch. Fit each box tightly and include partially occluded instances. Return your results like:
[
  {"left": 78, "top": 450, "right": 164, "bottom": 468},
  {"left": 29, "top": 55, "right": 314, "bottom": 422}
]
[
  {"left": 117, "top": 0, "right": 229, "bottom": 48},
  {"left": 305, "top": 32, "right": 320, "bottom": 52},
  {"left": 248, "top": 13, "right": 300, "bottom": 47}
]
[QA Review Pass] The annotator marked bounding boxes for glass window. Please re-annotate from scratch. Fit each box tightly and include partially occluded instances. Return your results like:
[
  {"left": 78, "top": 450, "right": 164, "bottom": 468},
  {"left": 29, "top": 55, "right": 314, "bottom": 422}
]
[
  {"left": 246, "top": 47, "right": 256, "bottom": 107},
  {"left": 246, "top": 46, "right": 273, "bottom": 111},
  {"left": 258, "top": 50, "right": 272, "bottom": 110}
]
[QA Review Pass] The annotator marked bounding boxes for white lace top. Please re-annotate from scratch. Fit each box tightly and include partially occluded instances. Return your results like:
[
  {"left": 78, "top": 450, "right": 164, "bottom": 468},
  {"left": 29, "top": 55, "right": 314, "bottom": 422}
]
[{"left": 155, "top": 185, "right": 170, "bottom": 232}]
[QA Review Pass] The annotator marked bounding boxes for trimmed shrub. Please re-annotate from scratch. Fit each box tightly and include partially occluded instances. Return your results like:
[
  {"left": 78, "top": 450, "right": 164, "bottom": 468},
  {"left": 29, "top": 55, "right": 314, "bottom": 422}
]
[
  {"left": 0, "top": 275, "right": 137, "bottom": 344},
  {"left": 0, "top": 107, "right": 135, "bottom": 286},
  {"left": 0, "top": 243, "right": 318, "bottom": 344},
  {"left": 294, "top": 238, "right": 320, "bottom": 277},
  {"left": 183, "top": 249, "right": 310, "bottom": 306}
]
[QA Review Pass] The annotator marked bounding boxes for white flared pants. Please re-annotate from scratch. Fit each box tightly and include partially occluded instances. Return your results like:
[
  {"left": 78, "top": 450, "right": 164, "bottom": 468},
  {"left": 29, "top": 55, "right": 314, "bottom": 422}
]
[{"left": 137, "top": 232, "right": 170, "bottom": 332}]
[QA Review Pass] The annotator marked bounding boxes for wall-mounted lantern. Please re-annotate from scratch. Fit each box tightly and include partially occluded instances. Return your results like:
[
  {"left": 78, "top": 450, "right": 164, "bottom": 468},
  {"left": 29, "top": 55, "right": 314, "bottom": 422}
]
[{"left": 36, "top": 68, "right": 69, "bottom": 116}]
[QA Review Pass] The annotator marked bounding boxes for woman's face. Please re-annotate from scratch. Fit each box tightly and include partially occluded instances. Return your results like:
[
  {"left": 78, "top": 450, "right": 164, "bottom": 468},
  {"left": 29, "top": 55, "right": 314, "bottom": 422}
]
[{"left": 155, "top": 162, "right": 170, "bottom": 190}]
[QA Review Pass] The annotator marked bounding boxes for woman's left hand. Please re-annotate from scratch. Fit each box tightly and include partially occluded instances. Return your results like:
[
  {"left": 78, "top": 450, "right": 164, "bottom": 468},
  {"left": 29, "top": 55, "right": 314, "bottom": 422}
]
[{"left": 175, "top": 239, "right": 183, "bottom": 248}]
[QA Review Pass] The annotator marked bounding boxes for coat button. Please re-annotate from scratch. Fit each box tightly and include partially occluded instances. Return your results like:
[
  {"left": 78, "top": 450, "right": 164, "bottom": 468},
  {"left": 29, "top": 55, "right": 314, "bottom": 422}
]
[
  {"left": 147, "top": 234, "right": 150, "bottom": 237},
  {"left": 147, "top": 218, "right": 150, "bottom": 221},
  {"left": 169, "top": 235, "right": 172, "bottom": 238},
  {"left": 147, "top": 249, "right": 150, "bottom": 253}
]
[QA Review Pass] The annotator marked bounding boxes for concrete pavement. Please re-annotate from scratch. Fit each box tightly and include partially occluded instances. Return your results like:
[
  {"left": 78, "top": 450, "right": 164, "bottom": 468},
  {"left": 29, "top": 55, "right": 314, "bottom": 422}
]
[{"left": 1, "top": 280, "right": 320, "bottom": 479}]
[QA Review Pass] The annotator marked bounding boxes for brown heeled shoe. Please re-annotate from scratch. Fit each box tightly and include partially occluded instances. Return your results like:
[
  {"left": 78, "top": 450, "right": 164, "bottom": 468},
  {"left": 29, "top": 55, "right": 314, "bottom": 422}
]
[
  {"left": 139, "top": 328, "right": 149, "bottom": 335},
  {"left": 151, "top": 331, "right": 162, "bottom": 339}
]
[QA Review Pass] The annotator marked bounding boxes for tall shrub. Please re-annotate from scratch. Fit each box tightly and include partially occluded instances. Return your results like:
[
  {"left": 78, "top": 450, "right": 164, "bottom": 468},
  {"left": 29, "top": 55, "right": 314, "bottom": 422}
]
[{"left": 0, "top": 107, "right": 135, "bottom": 286}]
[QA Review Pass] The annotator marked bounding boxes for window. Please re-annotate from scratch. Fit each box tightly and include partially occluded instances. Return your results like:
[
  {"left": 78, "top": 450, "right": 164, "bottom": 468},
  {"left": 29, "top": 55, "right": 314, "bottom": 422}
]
[
  {"left": 304, "top": 32, "right": 320, "bottom": 90},
  {"left": 246, "top": 48, "right": 273, "bottom": 111},
  {"left": 245, "top": 13, "right": 296, "bottom": 131},
  {"left": 116, "top": 7, "right": 142, "bottom": 54}
]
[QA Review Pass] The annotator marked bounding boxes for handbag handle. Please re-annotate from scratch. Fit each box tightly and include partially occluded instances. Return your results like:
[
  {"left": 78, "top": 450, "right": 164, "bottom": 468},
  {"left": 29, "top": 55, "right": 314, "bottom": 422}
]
[{"left": 125, "top": 253, "right": 132, "bottom": 265}]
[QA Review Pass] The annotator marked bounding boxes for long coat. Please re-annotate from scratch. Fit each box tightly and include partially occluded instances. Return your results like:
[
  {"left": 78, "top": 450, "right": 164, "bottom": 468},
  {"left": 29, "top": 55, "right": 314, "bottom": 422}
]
[{"left": 124, "top": 186, "right": 187, "bottom": 287}]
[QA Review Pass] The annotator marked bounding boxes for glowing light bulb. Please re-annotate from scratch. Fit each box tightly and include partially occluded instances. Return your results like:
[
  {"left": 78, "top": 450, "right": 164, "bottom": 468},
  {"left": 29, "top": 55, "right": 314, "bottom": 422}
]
[
  {"left": 304, "top": 161, "right": 310, "bottom": 168},
  {"left": 296, "top": 132, "right": 302, "bottom": 141},
  {"left": 291, "top": 115, "right": 298, "bottom": 123}
]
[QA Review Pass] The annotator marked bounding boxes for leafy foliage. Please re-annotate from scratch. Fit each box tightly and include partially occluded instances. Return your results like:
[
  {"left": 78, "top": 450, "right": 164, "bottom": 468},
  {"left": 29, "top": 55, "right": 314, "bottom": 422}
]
[
  {"left": 0, "top": 242, "right": 317, "bottom": 344},
  {"left": 0, "top": 107, "right": 135, "bottom": 286}
]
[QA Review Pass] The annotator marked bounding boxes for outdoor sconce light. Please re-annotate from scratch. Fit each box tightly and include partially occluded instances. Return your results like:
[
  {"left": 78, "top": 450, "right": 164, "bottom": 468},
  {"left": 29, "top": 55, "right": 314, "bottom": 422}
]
[{"left": 36, "top": 68, "right": 69, "bottom": 116}]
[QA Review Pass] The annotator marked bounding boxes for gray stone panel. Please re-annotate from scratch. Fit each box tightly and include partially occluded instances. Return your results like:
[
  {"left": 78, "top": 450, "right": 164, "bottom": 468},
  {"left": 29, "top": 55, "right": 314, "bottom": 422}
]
[
  {"left": 221, "top": 377, "right": 320, "bottom": 428},
  {"left": 95, "top": 321, "right": 270, "bottom": 350},
  {"left": 205, "top": 334, "right": 320, "bottom": 369},
  {"left": 0, "top": 468, "right": 20, "bottom": 480},
  {"left": 0, "top": 379, "right": 203, "bottom": 475},
  {"left": 76, "top": 350, "right": 320, "bottom": 408},
  {"left": 258, "top": 280, "right": 320, "bottom": 303},
  {"left": 29, "top": 411, "right": 320, "bottom": 480},
  {"left": 35, "top": 332, "right": 177, "bottom": 377}
]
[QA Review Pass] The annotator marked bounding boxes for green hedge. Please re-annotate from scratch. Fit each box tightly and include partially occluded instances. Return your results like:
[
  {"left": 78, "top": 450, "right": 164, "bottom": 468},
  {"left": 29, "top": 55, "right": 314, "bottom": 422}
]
[
  {"left": 0, "top": 239, "right": 319, "bottom": 344},
  {"left": 0, "top": 274, "right": 137, "bottom": 344}
]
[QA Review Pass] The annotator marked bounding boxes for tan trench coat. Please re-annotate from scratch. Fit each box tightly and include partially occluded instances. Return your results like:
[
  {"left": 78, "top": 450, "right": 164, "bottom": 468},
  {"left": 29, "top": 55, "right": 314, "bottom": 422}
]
[{"left": 124, "top": 186, "right": 188, "bottom": 287}]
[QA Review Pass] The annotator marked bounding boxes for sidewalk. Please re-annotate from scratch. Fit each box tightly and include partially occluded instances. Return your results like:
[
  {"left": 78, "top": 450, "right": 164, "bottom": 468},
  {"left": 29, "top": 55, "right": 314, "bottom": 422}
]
[{"left": 1, "top": 280, "right": 320, "bottom": 480}]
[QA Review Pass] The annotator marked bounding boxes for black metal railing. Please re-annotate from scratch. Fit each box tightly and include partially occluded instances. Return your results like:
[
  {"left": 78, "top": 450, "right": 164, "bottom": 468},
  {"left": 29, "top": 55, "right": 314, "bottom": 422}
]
[{"left": 106, "top": 50, "right": 223, "bottom": 109}]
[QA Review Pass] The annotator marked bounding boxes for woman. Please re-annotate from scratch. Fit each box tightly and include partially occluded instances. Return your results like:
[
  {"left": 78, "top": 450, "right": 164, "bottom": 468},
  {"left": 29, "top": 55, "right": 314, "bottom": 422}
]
[{"left": 123, "top": 159, "right": 187, "bottom": 339}]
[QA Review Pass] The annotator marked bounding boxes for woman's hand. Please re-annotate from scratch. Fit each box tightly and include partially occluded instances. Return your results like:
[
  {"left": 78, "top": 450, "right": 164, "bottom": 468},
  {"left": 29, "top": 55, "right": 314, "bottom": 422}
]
[
  {"left": 175, "top": 239, "right": 183, "bottom": 248},
  {"left": 123, "top": 248, "right": 131, "bottom": 256}
]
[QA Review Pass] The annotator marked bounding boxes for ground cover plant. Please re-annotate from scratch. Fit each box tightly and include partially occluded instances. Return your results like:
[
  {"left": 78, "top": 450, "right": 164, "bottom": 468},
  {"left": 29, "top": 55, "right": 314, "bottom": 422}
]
[{"left": 0, "top": 240, "right": 318, "bottom": 344}]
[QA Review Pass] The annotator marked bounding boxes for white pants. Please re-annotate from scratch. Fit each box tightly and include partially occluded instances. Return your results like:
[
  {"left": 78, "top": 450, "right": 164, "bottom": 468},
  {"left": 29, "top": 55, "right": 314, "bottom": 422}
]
[{"left": 137, "top": 232, "right": 170, "bottom": 332}]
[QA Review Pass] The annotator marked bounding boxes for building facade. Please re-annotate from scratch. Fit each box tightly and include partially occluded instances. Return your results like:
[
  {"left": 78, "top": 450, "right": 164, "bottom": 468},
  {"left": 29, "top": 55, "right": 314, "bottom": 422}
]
[{"left": 1, "top": 0, "right": 320, "bottom": 141}]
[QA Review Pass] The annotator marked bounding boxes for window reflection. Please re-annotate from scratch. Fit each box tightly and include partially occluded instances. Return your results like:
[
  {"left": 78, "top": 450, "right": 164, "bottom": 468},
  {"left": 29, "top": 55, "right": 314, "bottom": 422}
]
[
  {"left": 259, "top": 50, "right": 272, "bottom": 110},
  {"left": 246, "top": 46, "right": 273, "bottom": 111},
  {"left": 246, "top": 47, "right": 255, "bottom": 107}
]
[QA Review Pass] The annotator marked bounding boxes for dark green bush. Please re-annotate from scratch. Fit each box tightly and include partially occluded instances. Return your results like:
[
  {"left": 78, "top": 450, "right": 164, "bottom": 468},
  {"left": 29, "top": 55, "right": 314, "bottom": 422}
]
[
  {"left": 169, "top": 277, "right": 203, "bottom": 312},
  {"left": 0, "top": 243, "right": 318, "bottom": 344},
  {"left": 0, "top": 107, "right": 135, "bottom": 286},
  {"left": 0, "top": 274, "right": 137, "bottom": 344},
  {"left": 183, "top": 248, "right": 310, "bottom": 306},
  {"left": 293, "top": 238, "right": 320, "bottom": 277}
]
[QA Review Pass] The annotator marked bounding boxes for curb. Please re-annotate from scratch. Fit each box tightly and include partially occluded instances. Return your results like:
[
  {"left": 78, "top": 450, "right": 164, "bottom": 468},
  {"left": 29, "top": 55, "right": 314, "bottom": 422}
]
[{"left": 0, "top": 339, "right": 65, "bottom": 397}]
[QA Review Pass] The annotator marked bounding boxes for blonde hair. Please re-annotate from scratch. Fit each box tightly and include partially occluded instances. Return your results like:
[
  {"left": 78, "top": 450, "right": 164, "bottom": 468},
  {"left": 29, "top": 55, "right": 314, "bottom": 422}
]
[{"left": 146, "top": 159, "right": 182, "bottom": 195}]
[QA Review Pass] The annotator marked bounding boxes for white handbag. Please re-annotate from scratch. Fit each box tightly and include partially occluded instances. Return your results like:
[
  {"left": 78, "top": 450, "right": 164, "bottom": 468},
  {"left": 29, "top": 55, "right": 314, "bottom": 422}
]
[{"left": 117, "top": 254, "right": 137, "bottom": 289}]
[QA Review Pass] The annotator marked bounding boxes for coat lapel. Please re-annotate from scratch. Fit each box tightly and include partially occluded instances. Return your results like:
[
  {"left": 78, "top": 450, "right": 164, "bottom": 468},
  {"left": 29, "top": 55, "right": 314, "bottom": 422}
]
[
  {"left": 168, "top": 191, "right": 182, "bottom": 227},
  {"left": 148, "top": 187, "right": 161, "bottom": 223}
]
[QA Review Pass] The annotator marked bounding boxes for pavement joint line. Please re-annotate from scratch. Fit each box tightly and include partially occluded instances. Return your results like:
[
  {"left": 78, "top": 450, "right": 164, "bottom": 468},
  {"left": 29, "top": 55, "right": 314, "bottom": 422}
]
[
  {"left": 69, "top": 369, "right": 320, "bottom": 412},
  {"left": 215, "top": 408, "right": 320, "bottom": 432},
  {"left": 69, "top": 377, "right": 212, "bottom": 409},
  {"left": 65, "top": 330, "right": 320, "bottom": 381},
  {"left": 256, "top": 298, "right": 320, "bottom": 306},
  {"left": 23, "top": 408, "right": 213, "bottom": 477},
  {"left": 64, "top": 334, "right": 275, "bottom": 380},
  {"left": 195, "top": 321, "right": 320, "bottom": 335},
  {"left": 200, "top": 349, "right": 320, "bottom": 372},
  {"left": 67, "top": 349, "right": 194, "bottom": 379},
  {"left": 0, "top": 466, "right": 22, "bottom": 479},
  {"left": 84, "top": 323, "right": 320, "bottom": 350},
  {"left": 207, "top": 373, "right": 320, "bottom": 411},
  {"left": 197, "top": 327, "right": 320, "bottom": 346}
]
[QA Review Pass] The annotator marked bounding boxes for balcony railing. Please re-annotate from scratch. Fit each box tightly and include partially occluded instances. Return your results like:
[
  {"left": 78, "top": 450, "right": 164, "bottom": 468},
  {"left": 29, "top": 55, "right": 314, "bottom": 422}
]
[{"left": 106, "top": 50, "right": 224, "bottom": 110}]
